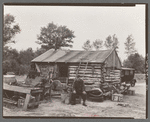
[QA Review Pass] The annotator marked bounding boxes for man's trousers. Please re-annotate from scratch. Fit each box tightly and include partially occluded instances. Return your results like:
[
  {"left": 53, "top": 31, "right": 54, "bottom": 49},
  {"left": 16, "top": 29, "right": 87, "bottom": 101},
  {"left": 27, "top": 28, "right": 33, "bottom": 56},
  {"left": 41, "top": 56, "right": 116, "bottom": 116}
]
[{"left": 71, "top": 92, "right": 87, "bottom": 104}]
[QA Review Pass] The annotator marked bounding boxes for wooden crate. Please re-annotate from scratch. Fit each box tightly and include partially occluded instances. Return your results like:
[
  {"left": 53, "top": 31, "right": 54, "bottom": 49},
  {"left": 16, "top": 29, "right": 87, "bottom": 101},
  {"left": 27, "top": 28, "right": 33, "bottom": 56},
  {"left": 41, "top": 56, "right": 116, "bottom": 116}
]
[{"left": 112, "top": 94, "right": 123, "bottom": 102}]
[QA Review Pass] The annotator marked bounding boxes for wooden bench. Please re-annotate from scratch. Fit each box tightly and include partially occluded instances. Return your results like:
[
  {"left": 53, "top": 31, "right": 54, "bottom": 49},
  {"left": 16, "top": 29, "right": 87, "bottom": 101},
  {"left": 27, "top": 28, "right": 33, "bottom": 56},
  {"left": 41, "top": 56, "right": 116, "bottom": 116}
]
[{"left": 3, "top": 83, "right": 43, "bottom": 111}]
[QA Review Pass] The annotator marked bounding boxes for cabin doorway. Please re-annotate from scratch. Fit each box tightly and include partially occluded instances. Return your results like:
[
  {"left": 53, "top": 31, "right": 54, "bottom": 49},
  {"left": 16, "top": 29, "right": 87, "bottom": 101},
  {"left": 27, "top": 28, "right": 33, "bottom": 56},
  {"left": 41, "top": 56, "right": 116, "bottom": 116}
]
[{"left": 59, "top": 64, "right": 68, "bottom": 77}]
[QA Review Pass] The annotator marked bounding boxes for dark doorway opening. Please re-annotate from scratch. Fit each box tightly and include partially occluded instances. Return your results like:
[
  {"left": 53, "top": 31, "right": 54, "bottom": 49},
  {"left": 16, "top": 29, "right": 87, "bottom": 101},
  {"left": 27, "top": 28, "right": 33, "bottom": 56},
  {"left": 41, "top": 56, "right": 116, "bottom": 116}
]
[{"left": 59, "top": 64, "right": 68, "bottom": 77}]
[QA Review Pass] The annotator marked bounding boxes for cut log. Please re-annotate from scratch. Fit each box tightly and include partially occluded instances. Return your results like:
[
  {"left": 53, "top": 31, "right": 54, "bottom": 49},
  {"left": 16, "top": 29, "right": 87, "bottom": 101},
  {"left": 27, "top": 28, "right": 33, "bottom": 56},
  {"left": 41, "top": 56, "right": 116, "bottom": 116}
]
[
  {"left": 81, "top": 74, "right": 92, "bottom": 77},
  {"left": 110, "top": 74, "right": 119, "bottom": 77},
  {"left": 94, "top": 71, "right": 101, "bottom": 73},
  {"left": 69, "top": 74, "right": 100, "bottom": 78},
  {"left": 84, "top": 80, "right": 100, "bottom": 83},
  {"left": 69, "top": 68, "right": 92, "bottom": 71},
  {"left": 69, "top": 68, "right": 77, "bottom": 71},
  {"left": 69, "top": 66, "right": 78, "bottom": 68},
  {"left": 113, "top": 70, "right": 121, "bottom": 73},
  {"left": 109, "top": 77, "right": 120, "bottom": 79},
  {"left": 79, "top": 68, "right": 93, "bottom": 70},
  {"left": 69, "top": 71, "right": 77, "bottom": 74},
  {"left": 84, "top": 77, "right": 100, "bottom": 80},
  {"left": 69, "top": 76, "right": 75, "bottom": 79},
  {"left": 69, "top": 76, "right": 101, "bottom": 79},
  {"left": 90, "top": 76, "right": 101, "bottom": 78},
  {"left": 92, "top": 74, "right": 101, "bottom": 77},
  {"left": 94, "top": 67, "right": 101, "bottom": 69},
  {"left": 84, "top": 81, "right": 95, "bottom": 84},
  {"left": 69, "top": 74, "right": 76, "bottom": 76},
  {"left": 94, "top": 69, "right": 101, "bottom": 72}
]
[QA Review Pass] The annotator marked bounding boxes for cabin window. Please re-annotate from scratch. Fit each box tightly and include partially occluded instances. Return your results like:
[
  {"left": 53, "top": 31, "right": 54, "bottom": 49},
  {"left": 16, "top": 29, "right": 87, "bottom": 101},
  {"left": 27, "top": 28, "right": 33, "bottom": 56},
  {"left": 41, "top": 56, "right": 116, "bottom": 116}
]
[
  {"left": 130, "top": 70, "right": 133, "bottom": 75},
  {"left": 125, "top": 70, "right": 129, "bottom": 75},
  {"left": 59, "top": 64, "right": 68, "bottom": 77}
]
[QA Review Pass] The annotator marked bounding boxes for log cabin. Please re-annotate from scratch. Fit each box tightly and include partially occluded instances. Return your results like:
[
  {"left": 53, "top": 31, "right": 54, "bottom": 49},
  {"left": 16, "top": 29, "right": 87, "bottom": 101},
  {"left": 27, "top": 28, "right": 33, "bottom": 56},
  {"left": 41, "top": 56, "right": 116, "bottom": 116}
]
[{"left": 31, "top": 48, "right": 122, "bottom": 91}]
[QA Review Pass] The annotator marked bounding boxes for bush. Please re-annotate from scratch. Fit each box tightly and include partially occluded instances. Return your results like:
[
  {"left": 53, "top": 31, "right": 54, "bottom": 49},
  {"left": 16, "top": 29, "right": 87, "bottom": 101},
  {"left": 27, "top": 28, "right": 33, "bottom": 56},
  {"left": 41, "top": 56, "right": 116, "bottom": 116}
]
[
  {"left": 19, "top": 64, "right": 30, "bottom": 75},
  {"left": 3, "top": 59, "right": 20, "bottom": 75},
  {"left": 3, "top": 60, "right": 30, "bottom": 75}
]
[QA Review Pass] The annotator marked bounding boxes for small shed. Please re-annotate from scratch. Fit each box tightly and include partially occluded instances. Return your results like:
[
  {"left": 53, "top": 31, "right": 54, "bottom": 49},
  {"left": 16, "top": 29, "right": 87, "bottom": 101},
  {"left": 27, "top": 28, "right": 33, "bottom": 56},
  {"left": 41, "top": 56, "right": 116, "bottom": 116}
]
[{"left": 31, "top": 48, "right": 122, "bottom": 86}]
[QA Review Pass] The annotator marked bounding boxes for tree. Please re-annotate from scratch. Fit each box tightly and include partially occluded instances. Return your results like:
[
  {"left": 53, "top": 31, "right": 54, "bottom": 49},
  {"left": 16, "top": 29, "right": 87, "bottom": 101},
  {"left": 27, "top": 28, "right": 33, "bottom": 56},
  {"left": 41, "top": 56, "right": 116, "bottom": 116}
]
[
  {"left": 36, "top": 22, "right": 75, "bottom": 51},
  {"left": 82, "top": 40, "right": 93, "bottom": 51},
  {"left": 19, "top": 48, "right": 35, "bottom": 66},
  {"left": 124, "top": 35, "right": 136, "bottom": 57},
  {"left": 105, "top": 34, "right": 119, "bottom": 51},
  {"left": 3, "top": 48, "right": 20, "bottom": 74},
  {"left": 93, "top": 39, "right": 103, "bottom": 50},
  {"left": 3, "top": 14, "right": 20, "bottom": 74},
  {"left": 34, "top": 47, "right": 47, "bottom": 58},
  {"left": 3, "top": 14, "right": 21, "bottom": 46},
  {"left": 3, "top": 47, "right": 35, "bottom": 75},
  {"left": 123, "top": 53, "right": 145, "bottom": 73}
]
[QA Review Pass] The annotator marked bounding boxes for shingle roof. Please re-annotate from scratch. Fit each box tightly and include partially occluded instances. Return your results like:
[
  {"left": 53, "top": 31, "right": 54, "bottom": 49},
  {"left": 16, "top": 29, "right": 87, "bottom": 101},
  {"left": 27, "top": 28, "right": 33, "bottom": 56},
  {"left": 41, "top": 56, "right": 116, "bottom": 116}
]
[{"left": 31, "top": 49, "right": 113, "bottom": 63}]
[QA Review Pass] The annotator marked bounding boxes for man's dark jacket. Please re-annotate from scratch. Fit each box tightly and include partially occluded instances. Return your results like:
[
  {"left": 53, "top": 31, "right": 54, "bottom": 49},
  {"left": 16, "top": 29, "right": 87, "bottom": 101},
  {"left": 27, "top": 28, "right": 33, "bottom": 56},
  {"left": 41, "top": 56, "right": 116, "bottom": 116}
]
[{"left": 72, "top": 78, "right": 85, "bottom": 93}]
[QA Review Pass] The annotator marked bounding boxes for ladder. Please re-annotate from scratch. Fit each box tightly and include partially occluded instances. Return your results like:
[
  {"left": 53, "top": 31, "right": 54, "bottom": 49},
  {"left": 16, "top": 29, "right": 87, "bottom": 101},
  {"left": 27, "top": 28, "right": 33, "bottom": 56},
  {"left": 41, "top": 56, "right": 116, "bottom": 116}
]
[
  {"left": 76, "top": 59, "right": 89, "bottom": 80},
  {"left": 82, "top": 62, "right": 89, "bottom": 79}
]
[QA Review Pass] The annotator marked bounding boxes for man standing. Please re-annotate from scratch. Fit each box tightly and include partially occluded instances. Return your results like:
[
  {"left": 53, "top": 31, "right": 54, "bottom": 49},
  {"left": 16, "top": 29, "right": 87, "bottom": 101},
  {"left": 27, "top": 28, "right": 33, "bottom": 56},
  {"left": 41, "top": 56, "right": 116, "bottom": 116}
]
[{"left": 71, "top": 75, "right": 87, "bottom": 106}]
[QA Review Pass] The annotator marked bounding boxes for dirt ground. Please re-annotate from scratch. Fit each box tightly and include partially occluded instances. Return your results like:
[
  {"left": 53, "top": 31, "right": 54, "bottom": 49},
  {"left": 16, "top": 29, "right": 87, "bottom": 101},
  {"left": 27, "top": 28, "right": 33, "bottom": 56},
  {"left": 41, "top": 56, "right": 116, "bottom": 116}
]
[{"left": 3, "top": 74, "right": 147, "bottom": 119}]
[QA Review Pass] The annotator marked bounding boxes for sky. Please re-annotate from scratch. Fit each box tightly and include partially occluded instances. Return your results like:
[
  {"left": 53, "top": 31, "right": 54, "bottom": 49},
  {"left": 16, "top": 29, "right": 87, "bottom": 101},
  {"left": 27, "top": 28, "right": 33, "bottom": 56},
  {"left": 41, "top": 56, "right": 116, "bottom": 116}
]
[{"left": 4, "top": 4, "right": 146, "bottom": 62}]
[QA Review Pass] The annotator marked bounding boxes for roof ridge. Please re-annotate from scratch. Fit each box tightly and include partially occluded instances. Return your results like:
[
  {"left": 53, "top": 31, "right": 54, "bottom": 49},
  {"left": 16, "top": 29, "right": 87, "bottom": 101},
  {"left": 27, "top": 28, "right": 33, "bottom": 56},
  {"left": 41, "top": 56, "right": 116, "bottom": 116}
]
[
  {"left": 31, "top": 48, "right": 118, "bottom": 63},
  {"left": 67, "top": 49, "right": 111, "bottom": 52}
]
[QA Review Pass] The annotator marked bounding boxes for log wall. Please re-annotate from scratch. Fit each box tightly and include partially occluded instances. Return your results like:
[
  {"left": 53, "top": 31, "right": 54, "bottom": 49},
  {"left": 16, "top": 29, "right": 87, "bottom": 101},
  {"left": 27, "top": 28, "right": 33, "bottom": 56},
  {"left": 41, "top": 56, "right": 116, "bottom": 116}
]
[
  {"left": 104, "top": 68, "right": 121, "bottom": 83},
  {"left": 36, "top": 62, "right": 121, "bottom": 87},
  {"left": 68, "top": 63, "right": 102, "bottom": 85}
]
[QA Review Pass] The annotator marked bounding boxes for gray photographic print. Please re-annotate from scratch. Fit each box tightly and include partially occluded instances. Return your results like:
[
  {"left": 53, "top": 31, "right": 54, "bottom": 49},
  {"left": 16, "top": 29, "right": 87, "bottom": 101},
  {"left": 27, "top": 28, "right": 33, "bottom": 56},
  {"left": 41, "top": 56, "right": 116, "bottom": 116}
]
[{"left": 3, "top": 3, "right": 147, "bottom": 119}]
